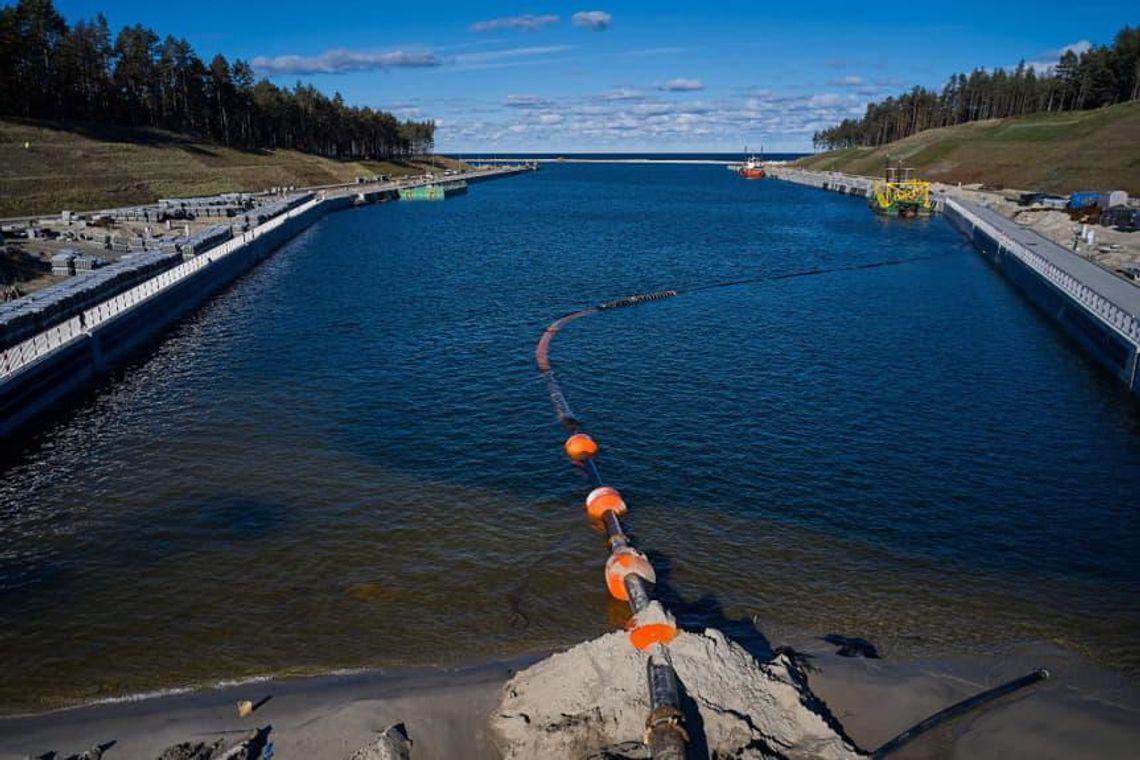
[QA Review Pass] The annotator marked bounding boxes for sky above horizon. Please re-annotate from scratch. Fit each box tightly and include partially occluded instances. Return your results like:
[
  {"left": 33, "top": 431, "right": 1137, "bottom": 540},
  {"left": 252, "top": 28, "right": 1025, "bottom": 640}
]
[{"left": 52, "top": 1, "right": 1139, "bottom": 152}]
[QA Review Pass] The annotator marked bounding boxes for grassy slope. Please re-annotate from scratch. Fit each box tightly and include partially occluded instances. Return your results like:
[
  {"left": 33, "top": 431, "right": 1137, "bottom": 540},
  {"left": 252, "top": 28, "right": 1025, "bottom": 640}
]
[
  {"left": 0, "top": 119, "right": 464, "bottom": 217},
  {"left": 796, "top": 101, "right": 1140, "bottom": 194}
]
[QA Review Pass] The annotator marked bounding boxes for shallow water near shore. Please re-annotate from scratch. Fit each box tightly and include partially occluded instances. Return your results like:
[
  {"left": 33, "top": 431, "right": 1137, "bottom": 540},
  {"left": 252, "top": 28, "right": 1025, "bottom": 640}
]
[{"left": 1, "top": 164, "right": 1139, "bottom": 711}]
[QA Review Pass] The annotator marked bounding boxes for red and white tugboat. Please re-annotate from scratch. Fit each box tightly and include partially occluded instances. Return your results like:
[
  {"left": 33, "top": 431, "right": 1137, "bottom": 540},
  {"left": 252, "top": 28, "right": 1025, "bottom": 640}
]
[{"left": 729, "top": 146, "right": 765, "bottom": 179}]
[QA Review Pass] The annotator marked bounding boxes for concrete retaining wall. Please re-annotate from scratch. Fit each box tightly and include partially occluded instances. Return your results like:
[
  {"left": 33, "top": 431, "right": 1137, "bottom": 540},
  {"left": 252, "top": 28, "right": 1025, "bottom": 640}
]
[
  {"left": 1, "top": 198, "right": 337, "bottom": 437},
  {"left": 766, "top": 167, "right": 949, "bottom": 210},
  {"left": 943, "top": 200, "right": 1140, "bottom": 395},
  {"left": 766, "top": 168, "right": 873, "bottom": 198},
  {"left": 768, "top": 167, "right": 1140, "bottom": 397},
  {"left": 1, "top": 169, "right": 528, "bottom": 440}
]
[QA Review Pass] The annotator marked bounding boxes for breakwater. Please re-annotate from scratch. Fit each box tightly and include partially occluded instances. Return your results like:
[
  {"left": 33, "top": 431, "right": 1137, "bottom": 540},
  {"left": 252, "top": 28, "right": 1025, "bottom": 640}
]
[
  {"left": 765, "top": 167, "right": 875, "bottom": 199},
  {"left": 0, "top": 167, "right": 531, "bottom": 439},
  {"left": 768, "top": 167, "right": 1140, "bottom": 396}
]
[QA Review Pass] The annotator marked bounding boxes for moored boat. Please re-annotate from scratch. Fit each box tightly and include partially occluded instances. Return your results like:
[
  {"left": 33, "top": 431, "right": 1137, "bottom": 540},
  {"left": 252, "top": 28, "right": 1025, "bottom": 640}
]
[
  {"left": 728, "top": 146, "right": 766, "bottom": 179},
  {"left": 738, "top": 156, "right": 765, "bottom": 179},
  {"left": 398, "top": 180, "right": 468, "bottom": 201}
]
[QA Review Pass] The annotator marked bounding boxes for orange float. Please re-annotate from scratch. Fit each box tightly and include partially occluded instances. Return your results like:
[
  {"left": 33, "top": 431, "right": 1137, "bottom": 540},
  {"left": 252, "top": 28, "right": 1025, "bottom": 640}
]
[
  {"left": 564, "top": 432, "right": 599, "bottom": 462},
  {"left": 585, "top": 486, "right": 627, "bottom": 520},
  {"left": 626, "top": 601, "right": 679, "bottom": 650},
  {"left": 629, "top": 621, "right": 679, "bottom": 650},
  {"left": 605, "top": 548, "right": 655, "bottom": 601}
]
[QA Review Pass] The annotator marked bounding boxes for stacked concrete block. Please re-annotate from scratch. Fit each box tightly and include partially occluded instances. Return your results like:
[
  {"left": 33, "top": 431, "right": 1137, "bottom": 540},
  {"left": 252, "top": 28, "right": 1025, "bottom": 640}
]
[
  {"left": 158, "top": 193, "right": 253, "bottom": 220},
  {"left": 73, "top": 255, "right": 104, "bottom": 272},
  {"left": 179, "top": 225, "right": 232, "bottom": 258},
  {"left": 51, "top": 251, "right": 76, "bottom": 276},
  {"left": 1, "top": 251, "right": 182, "bottom": 349},
  {"left": 241, "top": 192, "right": 314, "bottom": 227}
]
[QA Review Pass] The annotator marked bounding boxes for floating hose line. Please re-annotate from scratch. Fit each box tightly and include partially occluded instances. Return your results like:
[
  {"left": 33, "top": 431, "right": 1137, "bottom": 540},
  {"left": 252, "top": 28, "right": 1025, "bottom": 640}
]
[
  {"left": 871, "top": 669, "right": 1050, "bottom": 758},
  {"left": 534, "top": 253, "right": 954, "bottom": 759}
]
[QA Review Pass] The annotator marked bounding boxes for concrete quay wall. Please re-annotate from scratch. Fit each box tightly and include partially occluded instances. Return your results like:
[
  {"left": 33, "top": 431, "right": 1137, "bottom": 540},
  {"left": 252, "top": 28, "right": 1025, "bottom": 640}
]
[
  {"left": 1, "top": 168, "right": 528, "bottom": 439},
  {"left": 765, "top": 167, "right": 874, "bottom": 199},
  {"left": 0, "top": 196, "right": 338, "bottom": 438},
  {"left": 942, "top": 198, "right": 1140, "bottom": 395},
  {"left": 768, "top": 166, "right": 1140, "bottom": 396}
]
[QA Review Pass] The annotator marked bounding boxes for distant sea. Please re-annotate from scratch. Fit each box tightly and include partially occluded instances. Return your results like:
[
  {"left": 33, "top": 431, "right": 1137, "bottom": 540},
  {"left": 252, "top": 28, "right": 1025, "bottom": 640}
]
[{"left": 454, "top": 151, "right": 809, "bottom": 162}]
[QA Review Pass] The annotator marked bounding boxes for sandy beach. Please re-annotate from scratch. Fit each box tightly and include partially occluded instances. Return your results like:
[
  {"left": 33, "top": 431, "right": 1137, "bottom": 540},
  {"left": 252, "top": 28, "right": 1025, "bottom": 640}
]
[
  {"left": 2, "top": 627, "right": 1138, "bottom": 760},
  {"left": 0, "top": 658, "right": 531, "bottom": 760}
]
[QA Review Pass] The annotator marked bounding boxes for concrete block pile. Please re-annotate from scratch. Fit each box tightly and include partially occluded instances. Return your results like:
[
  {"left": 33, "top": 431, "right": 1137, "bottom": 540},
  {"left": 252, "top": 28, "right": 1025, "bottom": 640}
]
[
  {"left": 179, "top": 225, "right": 232, "bottom": 258},
  {"left": 0, "top": 251, "right": 181, "bottom": 349},
  {"left": 240, "top": 192, "right": 313, "bottom": 227}
]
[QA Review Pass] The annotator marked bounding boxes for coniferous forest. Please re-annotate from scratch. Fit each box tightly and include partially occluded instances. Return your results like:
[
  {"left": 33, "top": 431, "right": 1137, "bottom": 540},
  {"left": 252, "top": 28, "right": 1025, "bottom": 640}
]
[
  {"left": 813, "top": 26, "right": 1140, "bottom": 150},
  {"left": 0, "top": 0, "right": 435, "bottom": 158}
]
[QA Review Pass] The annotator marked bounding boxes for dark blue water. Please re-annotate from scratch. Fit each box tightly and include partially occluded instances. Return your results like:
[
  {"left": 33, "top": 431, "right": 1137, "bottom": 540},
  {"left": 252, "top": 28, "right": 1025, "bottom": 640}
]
[{"left": 1, "top": 164, "right": 1138, "bottom": 709}]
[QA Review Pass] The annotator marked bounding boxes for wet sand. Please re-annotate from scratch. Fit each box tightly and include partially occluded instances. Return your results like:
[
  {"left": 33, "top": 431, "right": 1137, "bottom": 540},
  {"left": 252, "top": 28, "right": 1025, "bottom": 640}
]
[
  {"left": 0, "top": 658, "right": 536, "bottom": 760},
  {"left": 2, "top": 634, "right": 1137, "bottom": 760},
  {"left": 791, "top": 637, "right": 1140, "bottom": 759}
]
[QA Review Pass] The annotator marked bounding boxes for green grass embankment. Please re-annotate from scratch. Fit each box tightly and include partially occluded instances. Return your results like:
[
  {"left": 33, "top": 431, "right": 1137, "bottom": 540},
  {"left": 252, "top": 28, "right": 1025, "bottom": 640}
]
[
  {"left": 0, "top": 119, "right": 465, "bottom": 217},
  {"left": 797, "top": 101, "right": 1140, "bottom": 194}
]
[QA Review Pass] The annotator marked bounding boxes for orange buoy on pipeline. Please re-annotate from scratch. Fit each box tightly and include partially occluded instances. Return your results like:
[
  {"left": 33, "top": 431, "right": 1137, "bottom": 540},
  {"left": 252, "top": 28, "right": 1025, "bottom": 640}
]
[
  {"left": 564, "top": 432, "right": 599, "bottom": 462},
  {"left": 605, "top": 547, "right": 656, "bottom": 601},
  {"left": 535, "top": 289, "right": 689, "bottom": 757},
  {"left": 585, "top": 486, "right": 627, "bottom": 520},
  {"left": 627, "top": 602, "right": 679, "bottom": 651}
]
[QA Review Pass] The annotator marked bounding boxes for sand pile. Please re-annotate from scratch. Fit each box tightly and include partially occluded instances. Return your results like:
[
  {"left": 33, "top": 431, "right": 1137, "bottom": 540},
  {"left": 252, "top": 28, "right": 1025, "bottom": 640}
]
[{"left": 491, "top": 628, "right": 864, "bottom": 759}]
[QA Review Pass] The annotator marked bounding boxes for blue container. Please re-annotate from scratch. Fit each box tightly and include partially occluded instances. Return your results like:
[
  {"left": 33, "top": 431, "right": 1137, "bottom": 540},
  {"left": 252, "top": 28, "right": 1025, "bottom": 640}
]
[{"left": 1068, "top": 191, "right": 1099, "bottom": 209}]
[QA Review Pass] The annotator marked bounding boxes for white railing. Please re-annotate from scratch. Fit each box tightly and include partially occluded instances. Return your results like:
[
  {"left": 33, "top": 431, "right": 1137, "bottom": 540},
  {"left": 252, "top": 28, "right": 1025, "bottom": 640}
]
[
  {"left": 1, "top": 196, "right": 327, "bottom": 380},
  {"left": 0, "top": 315, "right": 86, "bottom": 377},
  {"left": 947, "top": 198, "right": 1140, "bottom": 345}
]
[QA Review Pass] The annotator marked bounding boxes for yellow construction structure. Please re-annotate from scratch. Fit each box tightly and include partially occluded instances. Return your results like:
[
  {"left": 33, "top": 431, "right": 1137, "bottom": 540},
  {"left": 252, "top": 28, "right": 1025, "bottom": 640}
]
[{"left": 869, "top": 166, "right": 936, "bottom": 217}]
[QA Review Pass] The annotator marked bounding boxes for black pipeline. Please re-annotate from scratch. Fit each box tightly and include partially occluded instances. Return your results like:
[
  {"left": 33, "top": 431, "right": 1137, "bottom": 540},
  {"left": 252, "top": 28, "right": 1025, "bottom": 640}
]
[
  {"left": 538, "top": 293, "right": 687, "bottom": 757},
  {"left": 534, "top": 254, "right": 955, "bottom": 758},
  {"left": 872, "top": 668, "right": 1050, "bottom": 758}
]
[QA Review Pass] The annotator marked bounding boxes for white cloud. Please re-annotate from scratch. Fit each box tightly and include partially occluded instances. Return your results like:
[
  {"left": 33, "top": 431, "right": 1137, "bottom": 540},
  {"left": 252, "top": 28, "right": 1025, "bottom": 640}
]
[
  {"left": 808, "top": 93, "right": 845, "bottom": 107},
  {"left": 504, "top": 94, "right": 555, "bottom": 109},
  {"left": 600, "top": 87, "right": 645, "bottom": 101},
  {"left": 436, "top": 77, "right": 890, "bottom": 151},
  {"left": 1027, "top": 39, "right": 1092, "bottom": 72},
  {"left": 470, "top": 14, "right": 560, "bottom": 33},
  {"left": 659, "top": 78, "right": 705, "bottom": 92},
  {"left": 252, "top": 44, "right": 574, "bottom": 76},
  {"left": 1044, "top": 40, "right": 1093, "bottom": 60},
  {"left": 456, "top": 45, "right": 573, "bottom": 64},
  {"left": 572, "top": 11, "right": 613, "bottom": 30},
  {"left": 827, "top": 75, "right": 865, "bottom": 87},
  {"left": 251, "top": 48, "right": 442, "bottom": 75}
]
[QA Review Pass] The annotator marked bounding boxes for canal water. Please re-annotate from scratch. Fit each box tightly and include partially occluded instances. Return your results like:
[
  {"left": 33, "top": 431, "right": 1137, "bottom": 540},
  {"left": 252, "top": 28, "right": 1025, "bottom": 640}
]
[{"left": 2, "top": 165, "right": 1138, "bottom": 710}]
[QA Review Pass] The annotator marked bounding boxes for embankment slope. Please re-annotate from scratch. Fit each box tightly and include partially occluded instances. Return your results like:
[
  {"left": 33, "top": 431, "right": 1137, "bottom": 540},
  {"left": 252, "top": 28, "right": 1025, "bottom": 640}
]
[
  {"left": 797, "top": 101, "right": 1140, "bottom": 194},
  {"left": 0, "top": 119, "right": 463, "bottom": 217}
]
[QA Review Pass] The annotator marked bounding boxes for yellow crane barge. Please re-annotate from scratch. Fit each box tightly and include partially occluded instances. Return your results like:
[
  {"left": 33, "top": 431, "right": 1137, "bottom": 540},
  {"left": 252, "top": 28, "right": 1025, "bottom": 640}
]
[{"left": 869, "top": 165, "right": 936, "bottom": 217}]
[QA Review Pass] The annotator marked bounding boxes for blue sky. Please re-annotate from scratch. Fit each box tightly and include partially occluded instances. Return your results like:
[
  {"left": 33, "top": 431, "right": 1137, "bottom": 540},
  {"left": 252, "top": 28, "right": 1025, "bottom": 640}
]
[{"left": 54, "top": 1, "right": 1139, "bottom": 152}]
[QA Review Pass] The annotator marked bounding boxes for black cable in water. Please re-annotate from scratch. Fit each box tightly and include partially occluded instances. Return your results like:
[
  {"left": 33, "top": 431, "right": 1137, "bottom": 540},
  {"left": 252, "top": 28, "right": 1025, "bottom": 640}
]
[
  {"left": 684, "top": 252, "right": 945, "bottom": 295},
  {"left": 871, "top": 668, "right": 1050, "bottom": 759}
]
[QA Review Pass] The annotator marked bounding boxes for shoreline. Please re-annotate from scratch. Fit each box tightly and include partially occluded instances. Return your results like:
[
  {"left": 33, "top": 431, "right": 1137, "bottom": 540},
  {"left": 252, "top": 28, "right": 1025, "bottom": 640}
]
[
  {"left": 766, "top": 165, "right": 1140, "bottom": 399},
  {"left": 0, "top": 656, "right": 534, "bottom": 760},
  {"left": 1, "top": 629, "right": 1137, "bottom": 759},
  {"left": 0, "top": 165, "right": 534, "bottom": 440}
]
